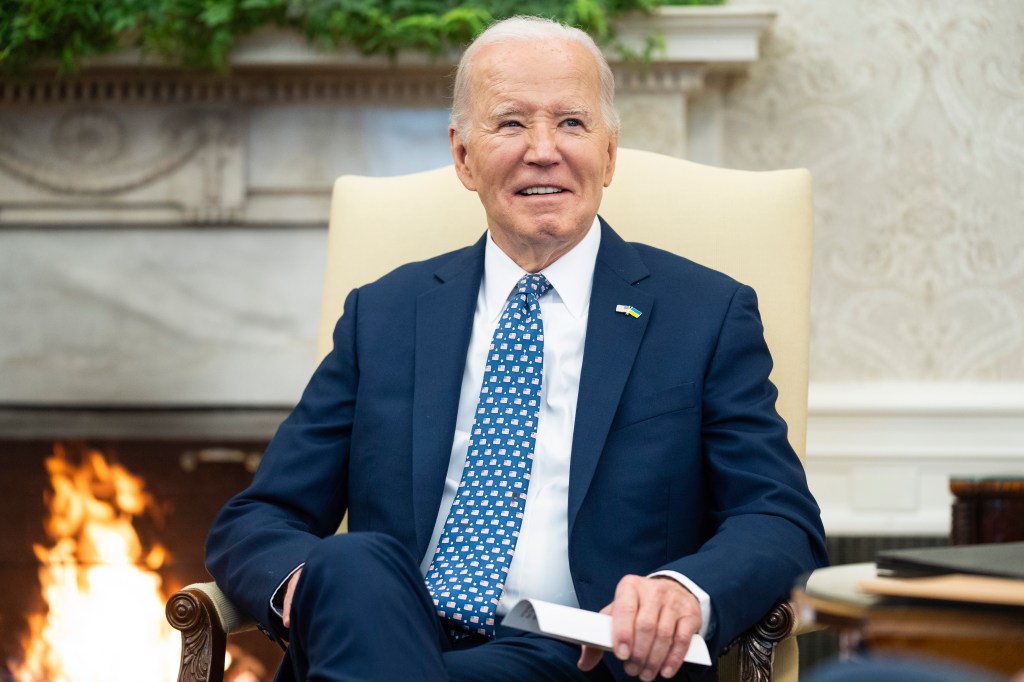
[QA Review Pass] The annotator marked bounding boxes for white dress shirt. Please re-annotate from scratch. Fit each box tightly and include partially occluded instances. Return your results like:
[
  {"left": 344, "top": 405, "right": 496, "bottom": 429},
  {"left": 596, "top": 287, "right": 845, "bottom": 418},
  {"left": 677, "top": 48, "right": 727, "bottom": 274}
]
[{"left": 417, "top": 219, "right": 710, "bottom": 636}]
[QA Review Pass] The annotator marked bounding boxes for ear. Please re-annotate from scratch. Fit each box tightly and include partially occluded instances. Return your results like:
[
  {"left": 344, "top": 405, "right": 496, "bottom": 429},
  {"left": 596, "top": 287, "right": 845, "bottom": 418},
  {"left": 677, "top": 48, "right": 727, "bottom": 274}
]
[
  {"left": 603, "top": 133, "right": 619, "bottom": 188},
  {"left": 449, "top": 126, "right": 477, "bottom": 192}
]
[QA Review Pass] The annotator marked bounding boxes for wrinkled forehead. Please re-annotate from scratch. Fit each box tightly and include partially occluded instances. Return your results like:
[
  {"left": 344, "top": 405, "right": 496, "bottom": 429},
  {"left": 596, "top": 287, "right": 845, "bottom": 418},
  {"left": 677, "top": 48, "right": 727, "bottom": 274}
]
[{"left": 469, "top": 40, "right": 602, "bottom": 112}]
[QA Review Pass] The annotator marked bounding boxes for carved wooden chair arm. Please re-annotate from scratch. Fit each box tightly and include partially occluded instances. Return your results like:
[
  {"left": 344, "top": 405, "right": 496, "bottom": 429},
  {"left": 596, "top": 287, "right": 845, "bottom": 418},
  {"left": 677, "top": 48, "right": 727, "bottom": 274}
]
[
  {"left": 718, "top": 600, "right": 803, "bottom": 682},
  {"left": 166, "top": 582, "right": 255, "bottom": 682}
]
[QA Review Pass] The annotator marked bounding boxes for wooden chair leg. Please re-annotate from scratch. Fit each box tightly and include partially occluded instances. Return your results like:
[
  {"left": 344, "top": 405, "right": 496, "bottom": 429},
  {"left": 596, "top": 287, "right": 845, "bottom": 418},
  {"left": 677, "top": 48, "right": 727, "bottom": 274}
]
[
  {"left": 736, "top": 601, "right": 797, "bottom": 682},
  {"left": 166, "top": 587, "right": 227, "bottom": 682}
]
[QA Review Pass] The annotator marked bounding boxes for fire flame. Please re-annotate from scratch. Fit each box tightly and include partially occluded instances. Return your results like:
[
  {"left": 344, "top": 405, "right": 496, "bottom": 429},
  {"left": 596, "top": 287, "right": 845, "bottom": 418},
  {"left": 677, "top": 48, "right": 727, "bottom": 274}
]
[{"left": 7, "top": 445, "right": 181, "bottom": 682}]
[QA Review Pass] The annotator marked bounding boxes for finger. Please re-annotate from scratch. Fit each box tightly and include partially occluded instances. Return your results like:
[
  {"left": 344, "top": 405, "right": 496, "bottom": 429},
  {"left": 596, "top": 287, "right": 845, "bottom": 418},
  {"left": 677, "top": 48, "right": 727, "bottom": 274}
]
[
  {"left": 611, "top": 577, "right": 641, "bottom": 662},
  {"left": 638, "top": 605, "right": 682, "bottom": 681},
  {"left": 282, "top": 568, "right": 303, "bottom": 629},
  {"left": 659, "top": 625, "right": 695, "bottom": 681},
  {"left": 577, "top": 644, "right": 602, "bottom": 671},
  {"left": 658, "top": 591, "right": 702, "bottom": 679},
  {"left": 627, "top": 583, "right": 666, "bottom": 679}
]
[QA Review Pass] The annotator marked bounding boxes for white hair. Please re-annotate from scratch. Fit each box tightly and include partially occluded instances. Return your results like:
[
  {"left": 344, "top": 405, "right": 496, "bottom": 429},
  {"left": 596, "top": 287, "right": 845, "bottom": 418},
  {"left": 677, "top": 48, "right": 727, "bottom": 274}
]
[{"left": 450, "top": 16, "right": 620, "bottom": 137}]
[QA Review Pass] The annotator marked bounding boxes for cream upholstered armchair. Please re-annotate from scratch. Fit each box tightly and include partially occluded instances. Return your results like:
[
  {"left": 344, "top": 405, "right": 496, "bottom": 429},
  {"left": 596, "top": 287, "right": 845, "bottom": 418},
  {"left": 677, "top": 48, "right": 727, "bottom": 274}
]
[{"left": 166, "top": 147, "right": 814, "bottom": 682}]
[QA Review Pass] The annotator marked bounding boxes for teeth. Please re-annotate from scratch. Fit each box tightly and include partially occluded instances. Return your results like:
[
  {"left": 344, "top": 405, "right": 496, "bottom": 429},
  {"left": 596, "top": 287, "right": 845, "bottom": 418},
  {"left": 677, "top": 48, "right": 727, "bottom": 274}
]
[{"left": 520, "top": 186, "right": 563, "bottom": 195}]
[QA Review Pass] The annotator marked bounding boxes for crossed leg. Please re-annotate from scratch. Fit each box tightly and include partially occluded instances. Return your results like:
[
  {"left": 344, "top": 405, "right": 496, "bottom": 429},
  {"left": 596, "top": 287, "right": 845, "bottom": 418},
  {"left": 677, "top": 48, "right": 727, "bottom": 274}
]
[{"left": 285, "top": 532, "right": 613, "bottom": 682}]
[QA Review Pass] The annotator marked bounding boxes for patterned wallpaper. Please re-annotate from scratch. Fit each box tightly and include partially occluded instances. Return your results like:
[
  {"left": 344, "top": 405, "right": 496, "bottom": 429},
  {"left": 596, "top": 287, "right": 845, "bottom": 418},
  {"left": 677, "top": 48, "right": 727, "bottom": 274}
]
[{"left": 722, "top": 0, "right": 1024, "bottom": 381}]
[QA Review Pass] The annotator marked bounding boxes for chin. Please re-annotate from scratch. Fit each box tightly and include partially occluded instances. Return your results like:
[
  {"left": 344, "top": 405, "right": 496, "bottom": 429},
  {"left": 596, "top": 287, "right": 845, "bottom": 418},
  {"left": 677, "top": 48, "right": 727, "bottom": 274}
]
[
  {"left": 526, "top": 213, "right": 587, "bottom": 235},
  {"left": 524, "top": 224, "right": 580, "bottom": 244}
]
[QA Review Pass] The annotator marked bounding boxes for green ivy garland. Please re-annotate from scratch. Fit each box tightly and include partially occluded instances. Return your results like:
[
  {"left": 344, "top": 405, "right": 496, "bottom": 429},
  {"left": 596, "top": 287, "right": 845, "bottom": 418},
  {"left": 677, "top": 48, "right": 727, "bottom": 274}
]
[{"left": 0, "top": 0, "right": 723, "bottom": 74}]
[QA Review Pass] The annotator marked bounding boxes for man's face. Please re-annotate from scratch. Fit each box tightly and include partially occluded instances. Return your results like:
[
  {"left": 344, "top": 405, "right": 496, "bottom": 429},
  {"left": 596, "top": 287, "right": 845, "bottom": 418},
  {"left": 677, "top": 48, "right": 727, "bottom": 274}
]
[{"left": 450, "top": 38, "right": 618, "bottom": 271}]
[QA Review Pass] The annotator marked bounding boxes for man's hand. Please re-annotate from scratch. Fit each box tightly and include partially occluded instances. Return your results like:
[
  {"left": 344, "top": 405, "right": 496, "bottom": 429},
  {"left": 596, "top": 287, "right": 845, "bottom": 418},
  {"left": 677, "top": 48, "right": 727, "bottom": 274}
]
[
  {"left": 281, "top": 567, "right": 303, "bottom": 629},
  {"left": 578, "top": 575, "right": 702, "bottom": 681}
]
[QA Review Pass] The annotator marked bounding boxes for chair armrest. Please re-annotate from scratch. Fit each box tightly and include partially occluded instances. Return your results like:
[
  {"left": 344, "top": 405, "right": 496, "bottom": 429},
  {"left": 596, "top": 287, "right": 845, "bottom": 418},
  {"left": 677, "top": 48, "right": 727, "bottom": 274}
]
[
  {"left": 737, "top": 601, "right": 798, "bottom": 681},
  {"left": 718, "top": 601, "right": 801, "bottom": 682},
  {"left": 166, "top": 582, "right": 257, "bottom": 682}
]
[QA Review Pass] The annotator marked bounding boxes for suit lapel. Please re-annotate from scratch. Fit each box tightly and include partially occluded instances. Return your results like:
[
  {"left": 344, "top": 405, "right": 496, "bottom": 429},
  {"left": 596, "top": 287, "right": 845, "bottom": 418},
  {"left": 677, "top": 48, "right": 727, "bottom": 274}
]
[
  {"left": 411, "top": 236, "right": 485, "bottom": 557},
  {"left": 568, "top": 220, "right": 652, "bottom": 537}
]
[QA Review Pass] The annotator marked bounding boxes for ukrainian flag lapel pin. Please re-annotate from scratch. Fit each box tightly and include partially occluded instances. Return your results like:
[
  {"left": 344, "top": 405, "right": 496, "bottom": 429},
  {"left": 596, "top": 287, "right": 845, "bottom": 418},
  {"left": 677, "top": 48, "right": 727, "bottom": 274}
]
[{"left": 615, "top": 304, "right": 643, "bottom": 319}]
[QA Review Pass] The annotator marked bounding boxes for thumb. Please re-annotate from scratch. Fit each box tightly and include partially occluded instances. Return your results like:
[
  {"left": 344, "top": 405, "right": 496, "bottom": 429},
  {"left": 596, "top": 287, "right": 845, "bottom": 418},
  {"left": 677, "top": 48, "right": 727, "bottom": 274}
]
[{"left": 282, "top": 568, "right": 303, "bottom": 629}]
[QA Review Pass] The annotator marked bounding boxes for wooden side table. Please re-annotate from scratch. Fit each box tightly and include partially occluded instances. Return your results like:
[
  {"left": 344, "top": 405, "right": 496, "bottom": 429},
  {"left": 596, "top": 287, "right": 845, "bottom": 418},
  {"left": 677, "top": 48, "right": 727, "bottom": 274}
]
[
  {"left": 951, "top": 477, "right": 1024, "bottom": 545},
  {"left": 794, "top": 563, "right": 1024, "bottom": 676}
]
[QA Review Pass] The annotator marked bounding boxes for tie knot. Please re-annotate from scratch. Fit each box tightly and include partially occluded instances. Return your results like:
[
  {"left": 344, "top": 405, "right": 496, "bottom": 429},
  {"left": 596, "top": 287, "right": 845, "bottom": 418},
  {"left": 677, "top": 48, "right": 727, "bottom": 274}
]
[{"left": 517, "top": 273, "right": 551, "bottom": 299}]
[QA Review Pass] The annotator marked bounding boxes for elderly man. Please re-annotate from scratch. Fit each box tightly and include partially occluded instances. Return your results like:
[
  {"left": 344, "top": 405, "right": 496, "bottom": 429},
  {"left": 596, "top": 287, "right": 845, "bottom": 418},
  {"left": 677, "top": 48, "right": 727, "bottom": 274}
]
[{"left": 206, "top": 15, "right": 827, "bottom": 682}]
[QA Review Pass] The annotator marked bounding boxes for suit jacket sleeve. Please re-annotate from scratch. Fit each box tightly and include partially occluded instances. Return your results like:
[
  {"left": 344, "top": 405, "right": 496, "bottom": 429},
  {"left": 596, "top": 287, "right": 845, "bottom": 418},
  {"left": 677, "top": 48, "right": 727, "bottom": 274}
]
[
  {"left": 658, "top": 284, "right": 827, "bottom": 650},
  {"left": 205, "top": 288, "right": 361, "bottom": 633}
]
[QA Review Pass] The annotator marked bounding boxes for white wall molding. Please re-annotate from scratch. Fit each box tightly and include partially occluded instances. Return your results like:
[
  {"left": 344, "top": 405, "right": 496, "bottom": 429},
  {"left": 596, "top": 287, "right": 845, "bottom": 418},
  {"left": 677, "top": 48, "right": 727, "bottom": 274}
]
[
  {"left": 615, "top": 6, "right": 775, "bottom": 66},
  {"left": 806, "top": 382, "right": 1024, "bottom": 536}
]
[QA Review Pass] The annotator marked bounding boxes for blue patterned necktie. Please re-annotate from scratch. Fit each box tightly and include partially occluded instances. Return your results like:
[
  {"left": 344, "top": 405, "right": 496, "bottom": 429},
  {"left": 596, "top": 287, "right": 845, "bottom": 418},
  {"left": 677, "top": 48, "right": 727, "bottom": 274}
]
[{"left": 424, "top": 273, "right": 551, "bottom": 637}]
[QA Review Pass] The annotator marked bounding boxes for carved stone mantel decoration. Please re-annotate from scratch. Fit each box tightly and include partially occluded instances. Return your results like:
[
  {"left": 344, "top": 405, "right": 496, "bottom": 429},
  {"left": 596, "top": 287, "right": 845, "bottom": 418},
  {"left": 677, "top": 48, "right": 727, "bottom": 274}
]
[
  {"left": 0, "top": 6, "right": 774, "bottom": 228},
  {"left": 0, "top": 106, "right": 245, "bottom": 225}
]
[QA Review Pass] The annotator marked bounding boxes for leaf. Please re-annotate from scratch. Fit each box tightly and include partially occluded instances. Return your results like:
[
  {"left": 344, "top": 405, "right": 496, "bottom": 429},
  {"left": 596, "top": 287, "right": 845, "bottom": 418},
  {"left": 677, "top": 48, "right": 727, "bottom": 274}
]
[
  {"left": 200, "top": 0, "right": 235, "bottom": 27},
  {"left": 440, "top": 6, "right": 490, "bottom": 40}
]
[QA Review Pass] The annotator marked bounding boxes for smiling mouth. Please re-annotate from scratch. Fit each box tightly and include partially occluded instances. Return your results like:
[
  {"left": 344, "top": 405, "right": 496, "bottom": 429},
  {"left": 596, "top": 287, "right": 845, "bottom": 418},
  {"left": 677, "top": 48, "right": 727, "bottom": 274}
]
[{"left": 519, "top": 186, "right": 564, "bottom": 196}]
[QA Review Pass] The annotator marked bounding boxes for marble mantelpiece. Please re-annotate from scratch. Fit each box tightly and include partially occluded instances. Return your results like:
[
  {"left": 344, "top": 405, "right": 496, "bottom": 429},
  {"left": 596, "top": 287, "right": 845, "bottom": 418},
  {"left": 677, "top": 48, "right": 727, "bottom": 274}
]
[{"left": 0, "top": 7, "right": 775, "bottom": 407}]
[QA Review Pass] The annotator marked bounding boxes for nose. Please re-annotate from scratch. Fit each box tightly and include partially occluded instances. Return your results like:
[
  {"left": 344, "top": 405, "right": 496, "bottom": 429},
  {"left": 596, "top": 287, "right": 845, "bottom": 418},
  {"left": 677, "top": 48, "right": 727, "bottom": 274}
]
[{"left": 523, "top": 126, "right": 560, "bottom": 166}]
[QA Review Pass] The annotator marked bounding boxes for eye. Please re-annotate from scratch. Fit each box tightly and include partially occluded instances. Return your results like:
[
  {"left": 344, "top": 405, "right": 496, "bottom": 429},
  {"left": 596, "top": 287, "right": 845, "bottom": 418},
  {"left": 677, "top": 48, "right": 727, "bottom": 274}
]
[
  {"left": 562, "top": 118, "right": 583, "bottom": 128},
  {"left": 499, "top": 120, "right": 523, "bottom": 128}
]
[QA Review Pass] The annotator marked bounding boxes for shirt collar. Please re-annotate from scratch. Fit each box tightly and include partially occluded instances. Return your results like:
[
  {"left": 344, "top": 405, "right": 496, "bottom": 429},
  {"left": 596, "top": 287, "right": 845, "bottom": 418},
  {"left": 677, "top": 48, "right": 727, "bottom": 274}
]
[{"left": 483, "top": 216, "right": 601, "bottom": 322}]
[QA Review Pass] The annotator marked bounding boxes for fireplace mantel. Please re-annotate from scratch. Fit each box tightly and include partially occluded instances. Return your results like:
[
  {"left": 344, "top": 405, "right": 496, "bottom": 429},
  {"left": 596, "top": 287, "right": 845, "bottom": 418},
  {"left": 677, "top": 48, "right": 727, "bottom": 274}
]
[
  {"left": 0, "top": 7, "right": 774, "bottom": 227},
  {"left": 0, "top": 7, "right": 775, "bottom": 410}
]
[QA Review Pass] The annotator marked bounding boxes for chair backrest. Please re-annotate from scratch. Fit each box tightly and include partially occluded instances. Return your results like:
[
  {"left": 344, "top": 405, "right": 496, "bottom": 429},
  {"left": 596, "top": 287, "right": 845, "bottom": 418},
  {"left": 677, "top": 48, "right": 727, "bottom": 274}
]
[{"left": 319, "top": 147, "right": 813, "bottom": 461}]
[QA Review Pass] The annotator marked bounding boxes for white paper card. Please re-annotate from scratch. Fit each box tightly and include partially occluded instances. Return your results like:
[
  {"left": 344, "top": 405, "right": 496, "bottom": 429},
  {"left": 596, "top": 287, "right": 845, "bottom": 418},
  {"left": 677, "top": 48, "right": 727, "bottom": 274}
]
[{"left": 501, "top": 598, "right": 712, "bottom": 666}]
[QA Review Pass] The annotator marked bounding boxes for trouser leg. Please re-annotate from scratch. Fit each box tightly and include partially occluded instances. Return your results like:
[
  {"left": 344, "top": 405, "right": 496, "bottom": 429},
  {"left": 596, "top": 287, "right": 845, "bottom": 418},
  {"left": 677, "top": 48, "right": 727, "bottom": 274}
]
[
  {"left": 444, "top": 631, "right": 615, "bottom": 682},
  {"left": 283, "top": 530, "right": 618, "bottom": 682},
  {"left": 286, "top": 531, "right": 449, "bottom": 682}
]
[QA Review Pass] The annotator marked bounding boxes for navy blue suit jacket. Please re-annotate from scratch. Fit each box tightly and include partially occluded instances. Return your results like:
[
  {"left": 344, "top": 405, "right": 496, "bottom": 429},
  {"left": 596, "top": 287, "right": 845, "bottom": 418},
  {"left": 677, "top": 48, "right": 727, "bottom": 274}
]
[{"left": 206, "top": 219, "right": 827, "bottom": 671}]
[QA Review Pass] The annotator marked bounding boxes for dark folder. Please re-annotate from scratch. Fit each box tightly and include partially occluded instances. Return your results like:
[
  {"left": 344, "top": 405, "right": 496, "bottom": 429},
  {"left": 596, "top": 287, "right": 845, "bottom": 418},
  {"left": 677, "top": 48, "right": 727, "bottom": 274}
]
[{"left": 876, "top": 541, "right": 1024, "bottom": 580}]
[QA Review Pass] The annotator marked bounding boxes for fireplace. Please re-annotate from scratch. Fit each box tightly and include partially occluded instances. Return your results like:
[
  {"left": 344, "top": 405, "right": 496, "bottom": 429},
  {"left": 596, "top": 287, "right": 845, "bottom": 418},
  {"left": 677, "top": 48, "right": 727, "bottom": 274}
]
[{"left": 0, "top": 409, "right": 288, "bottom": 680}]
